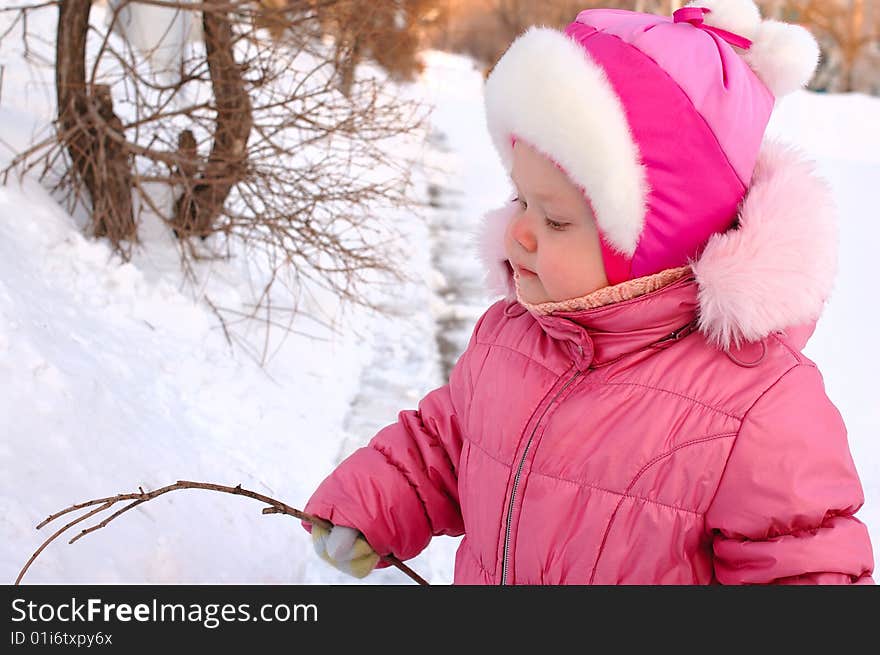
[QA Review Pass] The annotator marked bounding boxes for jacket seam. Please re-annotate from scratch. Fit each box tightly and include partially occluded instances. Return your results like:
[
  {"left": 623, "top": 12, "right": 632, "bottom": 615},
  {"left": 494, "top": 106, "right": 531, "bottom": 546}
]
[
  {"left": 474, "top": 343, "right": 752, "bottom": 420},
  {"left": 732, "top": 510, "right": 852, "bottom": 542},
  {"left": 589, "top": 432, "right": 737, "bottom": 583},
  {"left": 460, "top": 362, "right": 588, "bottom": 471},
  {"left": 529, "top": 469, "right": 707, "bottom": 516},
  {"left": 769, "top": 331, "right": 816, "bottom": 366},
  {"left": 371, "top": 442, "right": 436, "bottom": 536},
  {"left": 461, "top": 537, "right": 494, "bottom": 580},
  {"left": 475, "top": 339, "right": 566, "bottom": 377},
  {"left": 593, "top": 381, "right": 743, "bottom": 419},
  {"left": 418, "top": 410, "right": 460, "bottom": 489},
  {"left": 702, "top": 362, "right": 803, "bottom": 531},
  {"left": 463, "top": 434, "right": 514, "bottom": 468},
  {"left": 468, "top": 338, "right": 491, "bottom": 397},
  {"left": 463, "top": 431, "right": 733, "bottom": 517}
]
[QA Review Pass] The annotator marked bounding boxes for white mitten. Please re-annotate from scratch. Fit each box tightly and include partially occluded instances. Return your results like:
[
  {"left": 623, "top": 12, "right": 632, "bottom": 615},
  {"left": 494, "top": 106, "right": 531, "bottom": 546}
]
[{"left": 311, "top": 523, "right": 380, "bottom": 579}]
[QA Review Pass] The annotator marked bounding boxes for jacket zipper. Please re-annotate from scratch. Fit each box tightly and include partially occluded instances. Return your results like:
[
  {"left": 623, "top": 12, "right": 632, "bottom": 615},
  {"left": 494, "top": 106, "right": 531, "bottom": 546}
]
[{"left": 500, "top": 368, "right": 583, "bottom": 585}]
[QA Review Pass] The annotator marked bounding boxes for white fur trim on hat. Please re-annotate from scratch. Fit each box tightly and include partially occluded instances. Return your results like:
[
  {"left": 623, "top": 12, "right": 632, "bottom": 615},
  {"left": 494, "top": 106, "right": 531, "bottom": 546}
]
[{"left": 483, "top": 25, "right": 649, "bottom": 258}]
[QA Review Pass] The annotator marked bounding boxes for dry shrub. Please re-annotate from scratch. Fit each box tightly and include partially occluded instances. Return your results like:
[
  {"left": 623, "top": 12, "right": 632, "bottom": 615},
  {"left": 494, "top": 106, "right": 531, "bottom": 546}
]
[{"left": 1, "top": 0, "right": 450, "bottom": 362}]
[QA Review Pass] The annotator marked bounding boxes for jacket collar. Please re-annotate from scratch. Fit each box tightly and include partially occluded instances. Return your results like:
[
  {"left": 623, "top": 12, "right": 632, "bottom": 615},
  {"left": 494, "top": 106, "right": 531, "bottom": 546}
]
[{"left": 505, "top": 271, "right": 700, "bottom": 370}]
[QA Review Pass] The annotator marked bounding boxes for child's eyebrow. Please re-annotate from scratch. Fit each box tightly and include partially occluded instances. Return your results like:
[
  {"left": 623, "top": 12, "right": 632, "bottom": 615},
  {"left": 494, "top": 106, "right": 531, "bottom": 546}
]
[{"left": 511, "top": 172, "right": 563, "bottom": 203}]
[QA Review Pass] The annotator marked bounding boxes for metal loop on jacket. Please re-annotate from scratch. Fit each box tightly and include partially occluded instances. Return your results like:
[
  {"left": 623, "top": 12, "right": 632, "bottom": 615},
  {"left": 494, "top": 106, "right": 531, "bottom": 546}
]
[{"left": 725, "top": 339, "right": 767, "bottom": 368}]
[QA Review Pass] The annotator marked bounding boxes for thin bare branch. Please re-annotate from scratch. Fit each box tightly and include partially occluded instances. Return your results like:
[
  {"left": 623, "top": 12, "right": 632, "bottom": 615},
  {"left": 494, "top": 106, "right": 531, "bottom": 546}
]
[
  {"left": 5, "top": 0, "right": 436, "bottom": 360},
  {"left": 17, "top": 480, "right": 429, "bottom": 585}
]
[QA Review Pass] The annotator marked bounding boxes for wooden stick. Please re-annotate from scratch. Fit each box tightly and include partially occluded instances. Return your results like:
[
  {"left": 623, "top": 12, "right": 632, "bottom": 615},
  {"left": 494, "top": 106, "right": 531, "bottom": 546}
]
[{"left": 17, "top": 480, "right": 429, "bottom": 586}]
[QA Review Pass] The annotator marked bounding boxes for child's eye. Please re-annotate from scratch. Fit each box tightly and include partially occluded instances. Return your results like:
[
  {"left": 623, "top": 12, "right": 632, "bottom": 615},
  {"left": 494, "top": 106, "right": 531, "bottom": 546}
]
[{"left": 513, "top": 196, "right": 567, "bottom": 231}]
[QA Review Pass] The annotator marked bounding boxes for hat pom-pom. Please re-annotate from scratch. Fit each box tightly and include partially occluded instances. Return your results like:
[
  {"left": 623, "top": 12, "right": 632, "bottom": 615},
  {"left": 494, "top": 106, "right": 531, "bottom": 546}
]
[
  {"left": 685, "top": 0, "right": 761, "bottom": 40},
  {"left": 685, "top": 0, "right": 820, "bottom": 97},
  {"left": 744, "top": 19, "right": 821, "bottom": 97}
]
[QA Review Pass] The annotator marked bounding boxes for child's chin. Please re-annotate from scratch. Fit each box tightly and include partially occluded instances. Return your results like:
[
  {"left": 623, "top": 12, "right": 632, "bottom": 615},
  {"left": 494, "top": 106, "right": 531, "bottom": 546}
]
[
  {"left": 514, "top": 272, "right": 548, "bottom": 303},
  {"left": 518, "top": 287, "right": 550, "bottom": 305}
]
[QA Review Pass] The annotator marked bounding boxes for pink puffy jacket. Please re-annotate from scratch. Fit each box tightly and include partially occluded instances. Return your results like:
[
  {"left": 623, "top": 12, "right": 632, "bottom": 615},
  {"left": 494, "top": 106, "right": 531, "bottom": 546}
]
[{"left": 303, "top": 141, "right": 874, "bottom": 584}]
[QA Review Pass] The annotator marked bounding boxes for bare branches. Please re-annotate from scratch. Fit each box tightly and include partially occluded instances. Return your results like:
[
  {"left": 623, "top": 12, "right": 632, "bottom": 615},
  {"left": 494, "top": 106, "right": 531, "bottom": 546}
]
[
  {"left": 2, "top": 0, "right": 441, "bottom": 359},
  {"left": 16, "top": 480, "right": 429, "bottom": 586}
]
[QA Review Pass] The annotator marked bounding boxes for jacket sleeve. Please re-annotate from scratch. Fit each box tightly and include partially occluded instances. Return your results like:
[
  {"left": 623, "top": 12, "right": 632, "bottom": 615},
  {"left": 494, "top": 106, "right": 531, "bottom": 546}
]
[
  {"left": 301, "top": 303, "right": 494, "bottom": 565},
  {"left": 705, "top": 363, "right": 875, "bottom": 585}
]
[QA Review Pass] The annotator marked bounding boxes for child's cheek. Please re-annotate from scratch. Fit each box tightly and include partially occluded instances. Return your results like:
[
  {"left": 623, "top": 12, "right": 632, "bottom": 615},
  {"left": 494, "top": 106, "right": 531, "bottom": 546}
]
[
  {"left": 539, "top": 256, "right": 568, "bottom": 294},
  {"left": 544, "top": 249, "right": 593, "bottom": 298}
]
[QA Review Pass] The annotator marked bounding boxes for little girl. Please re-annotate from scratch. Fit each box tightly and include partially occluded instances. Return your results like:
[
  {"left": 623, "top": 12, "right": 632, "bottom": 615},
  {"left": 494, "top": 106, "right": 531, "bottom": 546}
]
[{"left": 302, "top": 0, "right": 875, "bottom": 584}]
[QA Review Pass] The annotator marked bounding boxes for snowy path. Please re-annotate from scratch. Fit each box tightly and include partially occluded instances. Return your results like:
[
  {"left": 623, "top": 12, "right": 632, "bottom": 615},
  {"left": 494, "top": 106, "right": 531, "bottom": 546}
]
[
  {"left": 328, "top": 195, "right": 457, "bottom": 584},
  {"left": 321, "top": 52, "right": 513, "bottom": 584},
  {"left": 417, "top": 51, "right": 511, "bottom": 378}
]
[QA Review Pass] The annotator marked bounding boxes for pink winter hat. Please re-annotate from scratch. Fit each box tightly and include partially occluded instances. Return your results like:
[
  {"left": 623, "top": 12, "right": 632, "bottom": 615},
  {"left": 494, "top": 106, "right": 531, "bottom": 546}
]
[{"left": 484, "top": 0, "right": 821, "bottom": 285}]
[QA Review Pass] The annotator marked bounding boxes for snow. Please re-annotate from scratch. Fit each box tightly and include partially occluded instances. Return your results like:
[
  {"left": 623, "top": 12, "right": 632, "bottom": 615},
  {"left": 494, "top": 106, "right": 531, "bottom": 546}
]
[
  {"left": 1, "top": 5, "right": 878, "bottom": 584},
  {"left": 104, "top": 0, "right": 202, "bottom": 83}
]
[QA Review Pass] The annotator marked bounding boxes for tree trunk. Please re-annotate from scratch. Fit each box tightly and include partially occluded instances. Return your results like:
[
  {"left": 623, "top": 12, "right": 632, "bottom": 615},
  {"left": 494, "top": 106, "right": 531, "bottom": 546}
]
[
  {"left": 174, "top": 2, "right": 253, "bottom": 238},
  {"left": 56, "top": 0, "right": 135, "bottom": 245}
]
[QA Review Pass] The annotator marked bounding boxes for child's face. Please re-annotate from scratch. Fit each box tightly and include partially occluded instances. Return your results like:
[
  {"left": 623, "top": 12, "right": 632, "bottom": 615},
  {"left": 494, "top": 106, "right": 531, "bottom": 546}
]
[{"left": 504, "top": 141, "right": 609, "bottom": 304}]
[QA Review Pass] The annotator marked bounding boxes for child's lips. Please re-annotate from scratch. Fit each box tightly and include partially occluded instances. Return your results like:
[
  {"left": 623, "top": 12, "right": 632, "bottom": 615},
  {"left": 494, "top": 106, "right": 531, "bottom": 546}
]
[{"left": 516, "top": 264, "right": 537, "bottom": 277}]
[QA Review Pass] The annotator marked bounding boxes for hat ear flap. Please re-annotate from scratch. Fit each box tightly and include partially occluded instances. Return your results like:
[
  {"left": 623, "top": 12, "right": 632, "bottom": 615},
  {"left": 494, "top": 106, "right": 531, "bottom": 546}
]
[{"left": 744, "top": 19, "right": 821, "bottom": 97}]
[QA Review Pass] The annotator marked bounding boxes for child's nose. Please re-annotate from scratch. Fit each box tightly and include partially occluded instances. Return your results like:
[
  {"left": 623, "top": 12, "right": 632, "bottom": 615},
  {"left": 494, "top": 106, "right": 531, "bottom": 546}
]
[{"left": 510, "top": 212, "right": 537, "bottom": 252}]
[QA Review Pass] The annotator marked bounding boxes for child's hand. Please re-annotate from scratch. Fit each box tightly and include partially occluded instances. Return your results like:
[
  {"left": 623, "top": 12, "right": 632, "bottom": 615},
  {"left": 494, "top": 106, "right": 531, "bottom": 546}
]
[{"left": 311, "top": 523, "right": 380, "bottom": 579}]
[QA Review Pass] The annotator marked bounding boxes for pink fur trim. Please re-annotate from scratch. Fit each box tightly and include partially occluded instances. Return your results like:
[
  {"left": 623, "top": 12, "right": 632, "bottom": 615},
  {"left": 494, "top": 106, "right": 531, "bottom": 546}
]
[
  {"left": 471, "top": 197, "right": 517, "bottom": 301},
  {"left": 690, "top": 138, "right": 838, "bottom": 350}
]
